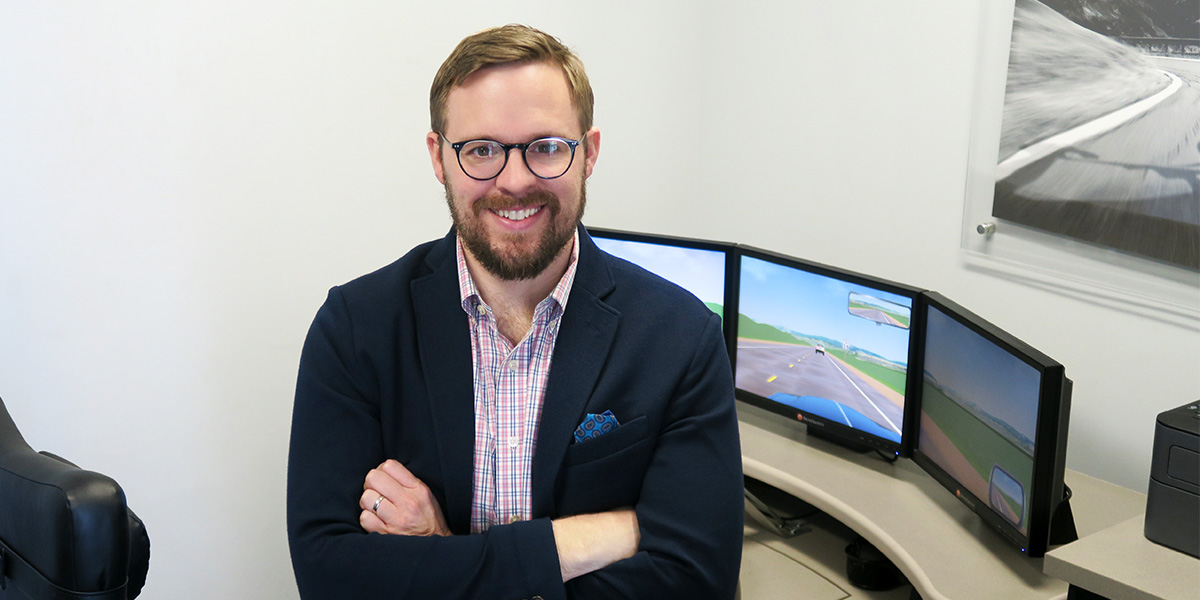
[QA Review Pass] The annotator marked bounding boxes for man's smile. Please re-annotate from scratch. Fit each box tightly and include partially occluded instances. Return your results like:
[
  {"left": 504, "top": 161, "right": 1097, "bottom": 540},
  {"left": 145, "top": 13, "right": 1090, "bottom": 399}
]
[{"left": 492, "top": 206, "right": 543, "bottom": 222}]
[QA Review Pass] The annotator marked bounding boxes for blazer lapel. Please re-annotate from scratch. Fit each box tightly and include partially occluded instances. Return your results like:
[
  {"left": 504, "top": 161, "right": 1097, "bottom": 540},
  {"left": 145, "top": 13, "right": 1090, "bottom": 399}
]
[
  {"left": 531, "top": 229, "right": 619, "bottom": 517},
  {"left": 411, "top": 232, "right": 476, "bottom": 533}
]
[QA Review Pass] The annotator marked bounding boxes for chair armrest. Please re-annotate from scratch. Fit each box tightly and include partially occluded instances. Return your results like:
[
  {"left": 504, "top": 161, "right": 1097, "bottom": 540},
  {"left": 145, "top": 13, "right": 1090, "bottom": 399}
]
[{"left": 0, "top": 446, "right": 130, "bottom": 594}]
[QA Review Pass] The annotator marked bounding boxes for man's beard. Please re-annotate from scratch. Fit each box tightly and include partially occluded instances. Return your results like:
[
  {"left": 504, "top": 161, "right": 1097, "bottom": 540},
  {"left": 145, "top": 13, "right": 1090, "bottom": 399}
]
[{"left": 446, "top": 184, "right": 586, "bottom": 281}]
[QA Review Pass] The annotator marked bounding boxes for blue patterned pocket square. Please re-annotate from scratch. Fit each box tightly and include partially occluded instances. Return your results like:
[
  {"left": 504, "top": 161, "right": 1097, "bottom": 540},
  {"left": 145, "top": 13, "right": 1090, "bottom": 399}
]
[{"left": 573, "top": 410, "right": 620, "bottom": 443}]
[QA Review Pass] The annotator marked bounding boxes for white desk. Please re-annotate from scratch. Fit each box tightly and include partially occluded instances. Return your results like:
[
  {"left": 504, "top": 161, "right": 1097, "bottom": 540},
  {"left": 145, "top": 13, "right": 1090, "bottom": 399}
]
[
  {"left": 1044, "top": 513, "right": 1200, "bottom": 600},
  {"left": 738, "top": 511, "right": 914, "bottom": 600},
  {"left": 738, "top": 404, "right": 1147, "bottom": 600}
]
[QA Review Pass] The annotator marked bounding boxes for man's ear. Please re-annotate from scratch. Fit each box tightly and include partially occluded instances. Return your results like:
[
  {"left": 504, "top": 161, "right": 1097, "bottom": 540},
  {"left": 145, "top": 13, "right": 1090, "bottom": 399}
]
[
  {"left": 427, "top": 132, "right": 446, "bottom": 185},
  {"left": 582, "top": 127, "right": 600, "bottom": 179}
]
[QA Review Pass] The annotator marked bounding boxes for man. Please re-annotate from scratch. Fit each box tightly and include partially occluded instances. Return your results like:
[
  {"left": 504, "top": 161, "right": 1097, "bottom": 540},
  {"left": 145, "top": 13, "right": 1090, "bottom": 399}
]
[{"left": 286, "top": 24, "right": 743, "bottom": 599}]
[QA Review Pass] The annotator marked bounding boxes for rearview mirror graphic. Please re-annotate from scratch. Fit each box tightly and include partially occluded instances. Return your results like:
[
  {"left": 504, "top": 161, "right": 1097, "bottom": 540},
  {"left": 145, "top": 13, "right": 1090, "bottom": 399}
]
[
  {"left": 988, "top": 464, "right": 1026, "bottom": 529},
  {"left": 847, "top": 292, "right": 911, "bottom": 329}
]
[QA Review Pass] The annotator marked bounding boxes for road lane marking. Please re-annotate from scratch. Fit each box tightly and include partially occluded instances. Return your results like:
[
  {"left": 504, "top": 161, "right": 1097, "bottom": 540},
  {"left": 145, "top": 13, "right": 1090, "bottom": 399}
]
[
  {"left": 826, "top": 358, "right": 902, "bottom": 435},
  {"left": 996, "top": 70, "right": 1182, "bottom": 180}
]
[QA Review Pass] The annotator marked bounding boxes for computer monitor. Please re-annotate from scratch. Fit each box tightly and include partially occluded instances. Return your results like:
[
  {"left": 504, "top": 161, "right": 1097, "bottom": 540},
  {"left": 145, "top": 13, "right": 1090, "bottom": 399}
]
[
  {"left": 588, "top": 226, "right": 737, "bottom": 353},
  {"left": 733, "top": 246, "right": 922, "bottom": 457},
  {"left": 912, "top": 291, "right": 1076, "bottom": 557}
]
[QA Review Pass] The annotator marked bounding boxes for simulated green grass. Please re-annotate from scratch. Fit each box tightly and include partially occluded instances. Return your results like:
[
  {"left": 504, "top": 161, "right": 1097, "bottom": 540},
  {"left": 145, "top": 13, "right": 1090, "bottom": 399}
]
[
  {"left": 826, "top": 347, "right": 907, "bottom": 396},
  {"left": 922, "top": 381, "right": 1034, "bottom": 497},
  {"left": 737, "top": 314, "right": 806, "bottom": 346}
]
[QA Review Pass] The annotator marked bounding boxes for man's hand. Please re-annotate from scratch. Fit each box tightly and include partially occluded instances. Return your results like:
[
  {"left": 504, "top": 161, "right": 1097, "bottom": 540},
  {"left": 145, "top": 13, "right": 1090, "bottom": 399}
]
[
  {"left": 359, "top": 459, "right": 451, "bottom": 537},
  {"left": 359, "top": 460, "right": 638, "bottom": 581},
  {"left": 552, "top": 509, "right": 640, "bottom": 581}
]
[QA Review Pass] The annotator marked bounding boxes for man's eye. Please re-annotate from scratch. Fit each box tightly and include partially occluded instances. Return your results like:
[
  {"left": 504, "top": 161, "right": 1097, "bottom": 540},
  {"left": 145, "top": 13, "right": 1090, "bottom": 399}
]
[
  {"left": 530, "top": 140, "right": 561, "bottom": 155},
  {"left": 468, "top": 145, "right": 497, "bottom": 159}
]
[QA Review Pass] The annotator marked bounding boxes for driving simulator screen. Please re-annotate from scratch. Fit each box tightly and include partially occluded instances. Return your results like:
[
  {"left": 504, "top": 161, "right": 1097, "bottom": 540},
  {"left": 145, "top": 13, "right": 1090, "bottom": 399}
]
[
  {"left": 918, "top": 304, "right": 1040, "bottom": 535},
  {"left": 735, "top": 255, "right": 913, "bottom": 444},
  {"left": 592, "top": 236, "right": 727, "bottom": 322}
]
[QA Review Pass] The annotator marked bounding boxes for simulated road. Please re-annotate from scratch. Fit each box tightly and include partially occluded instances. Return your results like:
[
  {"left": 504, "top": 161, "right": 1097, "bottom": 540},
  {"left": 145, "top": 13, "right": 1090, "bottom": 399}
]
[{"left": 737, "top": 342, "right": 904, "bottom": 436}]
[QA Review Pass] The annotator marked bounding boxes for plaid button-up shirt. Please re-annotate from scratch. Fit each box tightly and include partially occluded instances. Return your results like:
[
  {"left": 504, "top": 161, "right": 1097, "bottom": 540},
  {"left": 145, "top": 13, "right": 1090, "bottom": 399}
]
[{"left": 456, "top": 233, "right": 579, "bottom": 533}]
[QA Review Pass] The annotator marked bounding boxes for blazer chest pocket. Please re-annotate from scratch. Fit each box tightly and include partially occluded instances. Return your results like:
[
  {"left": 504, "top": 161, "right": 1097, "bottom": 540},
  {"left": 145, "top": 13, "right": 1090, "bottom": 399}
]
[
  {"left": 558, "top": 416, "right": 652, "bottom": 514},
  {"left": 563, "top": 415, "right": 649, "bottom": 466}
]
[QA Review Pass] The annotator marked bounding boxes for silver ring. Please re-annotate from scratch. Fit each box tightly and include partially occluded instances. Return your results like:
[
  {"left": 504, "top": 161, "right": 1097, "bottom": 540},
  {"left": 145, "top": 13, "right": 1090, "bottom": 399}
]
[{"left": 372, "top": 495, "right": 385, "bottom": 513}]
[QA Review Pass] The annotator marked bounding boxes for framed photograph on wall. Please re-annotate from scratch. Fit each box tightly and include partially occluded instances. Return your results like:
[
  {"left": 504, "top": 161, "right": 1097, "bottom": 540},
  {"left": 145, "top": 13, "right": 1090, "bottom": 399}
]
[{"left": 962, "top": 0, "right": 1200, "bottom": 321}]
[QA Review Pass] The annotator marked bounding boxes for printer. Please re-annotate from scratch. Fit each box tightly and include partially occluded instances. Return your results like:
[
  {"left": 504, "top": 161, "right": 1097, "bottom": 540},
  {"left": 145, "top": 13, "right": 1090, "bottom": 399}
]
[{"left": 1144, "top": 401, "right": 1199, "bottom": 558}]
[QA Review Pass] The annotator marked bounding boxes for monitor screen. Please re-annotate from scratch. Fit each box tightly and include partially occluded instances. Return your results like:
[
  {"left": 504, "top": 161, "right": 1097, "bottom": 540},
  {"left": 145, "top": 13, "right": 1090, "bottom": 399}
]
[
  {"left": 734, "top": 247, "right": 921, "bottom": 456},
  {"left": 913, "top": 292, "right": 1074, "bottom": 557},
  {"left": 588, "top": 227, "right": 736, "bottom": 351}
]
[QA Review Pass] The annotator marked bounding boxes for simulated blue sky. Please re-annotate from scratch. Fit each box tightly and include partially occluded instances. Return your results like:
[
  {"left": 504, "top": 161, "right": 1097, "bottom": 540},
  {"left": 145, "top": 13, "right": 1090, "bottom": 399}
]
[
  {"left": 739, "top": 256, "right": 912, "bottom": 364},
  {"left": 593, "top": 237, "right": 726, "bottom": 306},
  {"left": 923, "top": 306, "right": 1040, "bottom": 442}
]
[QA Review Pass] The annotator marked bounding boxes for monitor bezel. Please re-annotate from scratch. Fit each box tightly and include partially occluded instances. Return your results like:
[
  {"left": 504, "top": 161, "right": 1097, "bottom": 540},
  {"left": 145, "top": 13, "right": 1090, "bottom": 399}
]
[
  {"left": 911, "top": 291, "right": 1073, "bottom": 557},
  {"left": 586, "top": 226, "right": 740, "bottom": 360},
  {"left": 732, "top": 244, "right": 924, "bottom": 458}
]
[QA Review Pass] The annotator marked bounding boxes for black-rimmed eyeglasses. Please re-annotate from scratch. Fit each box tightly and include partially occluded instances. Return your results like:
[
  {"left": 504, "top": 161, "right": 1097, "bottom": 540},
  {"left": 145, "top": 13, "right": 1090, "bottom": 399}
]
[{"left": 442, "top": 135, "right": 581, "bottom": 181}]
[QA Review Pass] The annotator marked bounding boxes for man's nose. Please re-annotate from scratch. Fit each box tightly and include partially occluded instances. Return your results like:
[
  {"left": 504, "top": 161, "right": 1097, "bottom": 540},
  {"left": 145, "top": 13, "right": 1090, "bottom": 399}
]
[{"left": 494, "top": 147, "right": 538, "bottom": 194}]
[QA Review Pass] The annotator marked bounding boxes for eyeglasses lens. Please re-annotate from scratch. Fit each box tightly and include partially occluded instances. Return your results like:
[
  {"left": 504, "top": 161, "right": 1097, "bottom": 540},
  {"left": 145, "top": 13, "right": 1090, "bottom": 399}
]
[
  {"left": 456, "top": 138, "right": 575, "bottom": 180},
  {"left": 523, "top": 139, "right": 572, "bottom": 179}
]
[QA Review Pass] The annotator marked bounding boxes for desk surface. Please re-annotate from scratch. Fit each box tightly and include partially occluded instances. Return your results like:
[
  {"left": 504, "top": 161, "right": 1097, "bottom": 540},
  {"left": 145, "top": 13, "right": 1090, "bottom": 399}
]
[
  {"left": 1044, "top": 514, "right": 1200, "bottom": 600},
  {"left": 739, "top": 513, "right": 914, "bottom": 600},
  {"left": 738, "top": 405, "right": 1147, "bottom": 600}
]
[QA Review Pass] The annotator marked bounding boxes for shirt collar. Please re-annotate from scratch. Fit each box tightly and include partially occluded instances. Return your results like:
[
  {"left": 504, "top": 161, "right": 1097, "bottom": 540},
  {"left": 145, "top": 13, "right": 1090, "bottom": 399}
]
[{"left": 456, "top": 230, "right": 580, "bottom": 318}]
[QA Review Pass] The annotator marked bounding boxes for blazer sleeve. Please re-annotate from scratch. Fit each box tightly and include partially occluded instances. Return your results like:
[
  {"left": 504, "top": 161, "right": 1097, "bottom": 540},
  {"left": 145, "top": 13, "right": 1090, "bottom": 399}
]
[
  {"left": 566, "top": 311, "right": 744, "bottom": 599},
  {"left": 286, "top": 287, "right": 570, "bottom": 600}
]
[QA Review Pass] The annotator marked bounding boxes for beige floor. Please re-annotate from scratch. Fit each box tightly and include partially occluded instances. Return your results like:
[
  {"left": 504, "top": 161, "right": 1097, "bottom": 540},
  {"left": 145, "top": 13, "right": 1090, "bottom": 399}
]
[{"left": 738, "top": 506, "right": 915, "bottom": 600}]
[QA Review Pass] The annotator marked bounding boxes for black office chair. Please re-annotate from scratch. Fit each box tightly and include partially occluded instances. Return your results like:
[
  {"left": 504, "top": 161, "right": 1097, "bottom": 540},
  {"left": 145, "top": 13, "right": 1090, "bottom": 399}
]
[{"left": 0, "top": 396, "right": 149, "bottom": 599}]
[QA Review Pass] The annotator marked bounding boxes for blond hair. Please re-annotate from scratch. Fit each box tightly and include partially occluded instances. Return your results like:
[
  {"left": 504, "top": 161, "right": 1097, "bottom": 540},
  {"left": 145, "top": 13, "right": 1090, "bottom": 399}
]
[{"left": 430, "top": 24, "right": 594, "bottom": 136}]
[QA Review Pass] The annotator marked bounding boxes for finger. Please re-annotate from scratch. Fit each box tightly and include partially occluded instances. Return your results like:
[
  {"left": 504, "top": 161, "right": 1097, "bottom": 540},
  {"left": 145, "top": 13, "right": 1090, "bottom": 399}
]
[
  {"left": 362, "top": 480, "right": 426, "bottom": 524},
  {"left": 363, "top": 461, "right": 407, "bottom": 491},
  {"left": 365, "top": 468, "right": 410, "bottom": 504},
  {"left": 360, "top": 488, "right": 386, "bottom": 513},
  {"left": 360, "top": 509, "right": 387, "bottom": 534},
  {"left": 381, "top": 459, "right": 423, "bottom": 489}
]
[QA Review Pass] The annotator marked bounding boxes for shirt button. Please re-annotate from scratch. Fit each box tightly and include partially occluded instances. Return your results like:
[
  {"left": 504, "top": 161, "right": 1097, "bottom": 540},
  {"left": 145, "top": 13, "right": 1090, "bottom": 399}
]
[
  {"left": 508, "top": 435, "right": 520, "bottom": 448},
  {"left": 507, "top": 360, "right": 518, "bottom": 371}
]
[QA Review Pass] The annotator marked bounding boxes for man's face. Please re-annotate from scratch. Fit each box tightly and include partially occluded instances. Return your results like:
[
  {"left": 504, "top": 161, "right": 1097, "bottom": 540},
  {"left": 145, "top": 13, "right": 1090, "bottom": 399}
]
[{"left": 427, "top": 61, "right": 600, "bottom": 281}]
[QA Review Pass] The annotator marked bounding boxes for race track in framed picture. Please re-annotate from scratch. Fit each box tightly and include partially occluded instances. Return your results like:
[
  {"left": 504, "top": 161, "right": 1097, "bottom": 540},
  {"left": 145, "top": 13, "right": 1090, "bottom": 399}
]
[{"left": 960, "top": 0, "right": 1200, "bottom": 323}]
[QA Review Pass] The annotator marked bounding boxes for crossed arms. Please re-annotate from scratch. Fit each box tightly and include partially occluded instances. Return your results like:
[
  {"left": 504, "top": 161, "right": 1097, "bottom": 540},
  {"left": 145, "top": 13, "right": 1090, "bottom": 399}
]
[{"left": 358, "top": 459, "right": 640, "bottom": 582}]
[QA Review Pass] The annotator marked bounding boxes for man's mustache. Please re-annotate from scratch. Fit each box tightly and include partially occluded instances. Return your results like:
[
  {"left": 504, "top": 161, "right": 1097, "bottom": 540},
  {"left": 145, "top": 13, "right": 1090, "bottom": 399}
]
[{"left": 473, "top": 190, "right": 561, "bottom": 214}]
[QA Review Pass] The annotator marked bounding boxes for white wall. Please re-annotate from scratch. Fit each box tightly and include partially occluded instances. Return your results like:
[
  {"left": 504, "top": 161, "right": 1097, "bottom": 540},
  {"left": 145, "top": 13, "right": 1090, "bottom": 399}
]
[{"left": 1, "top": 1, "right": 1195, "bottom": 598}]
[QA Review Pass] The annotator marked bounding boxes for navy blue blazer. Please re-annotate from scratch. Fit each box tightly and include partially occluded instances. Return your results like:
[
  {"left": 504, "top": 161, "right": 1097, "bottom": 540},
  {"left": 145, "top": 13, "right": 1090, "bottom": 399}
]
[{"left": 287, "top": 226, "right": 743, "bottom": 599}]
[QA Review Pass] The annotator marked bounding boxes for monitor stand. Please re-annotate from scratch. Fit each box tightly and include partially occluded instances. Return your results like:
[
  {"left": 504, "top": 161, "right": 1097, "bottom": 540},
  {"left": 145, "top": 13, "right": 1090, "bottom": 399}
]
[
  {"left": 744, "top": 475, "right": 818, "bottom": 538},
  {"left": 1049, "top": 485, "right": 1079, "bottom": 547}
]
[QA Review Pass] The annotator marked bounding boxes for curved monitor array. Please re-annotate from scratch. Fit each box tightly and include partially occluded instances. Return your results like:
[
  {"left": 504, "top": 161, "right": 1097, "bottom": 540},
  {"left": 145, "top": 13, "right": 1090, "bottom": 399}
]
[{"left": 589, "top": 226, "right": 1076, "bottom": 558}]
